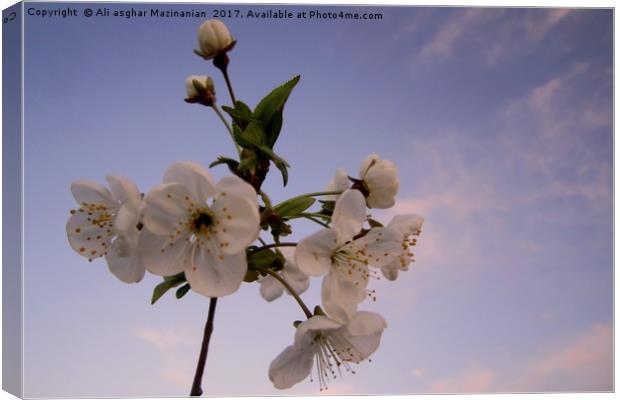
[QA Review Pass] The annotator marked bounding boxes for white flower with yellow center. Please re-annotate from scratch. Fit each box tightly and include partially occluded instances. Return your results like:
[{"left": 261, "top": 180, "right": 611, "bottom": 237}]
[
  {"left": 259, "top": 248, "right": 309, "bottom": 302},
  {"left": 295, "top": 190, "right": 401, "bottom": 322},
  {"left": 66, "top": 176, "right": 145, "bottom": 283},
  {"left": 269, "top": 311, "right": 387, "bottom": 390},
  {"left": 381, "top": 214, "right": 424, "bottom": 281},
  {"left": 139, "top": 162, "right": 260, "bottom": 297},
  {"left": 358, "top": 154, "right": 399, "bottom": 209}
]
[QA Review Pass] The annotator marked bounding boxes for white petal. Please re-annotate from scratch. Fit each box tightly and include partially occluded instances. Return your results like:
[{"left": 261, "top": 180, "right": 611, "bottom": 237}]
[
  {"left": 114, "top": 202, "right": 141, "bottom": 233},
  {"left": 185, "top": 244, "right": 247, "bottom": 297},
  {"left": 163, "top": 161, "right": 216, "bottom": 202},
  {"left": 211, "top": 193, "right": 260, "bottom": 254},
  {"left": 332, "top": 189, "right": 366, "bottom": 244},
  {"left": 294, "top": 315, "right": 342, "bottom": 348},
  {"left": 333, "top": 311, "right": 387, "bottom": 363},
  {"left": 105, "top": 236, "right": 145, "bottom": 283},
  {"left": 356, "top": 227, "right": 403, "bottom": 268},
  {"left": 364, "top": 160, "right": 399, "bottom": 209},
  {"left": 66, "top": 211, "right": 113, "bottom": 259},
  {"left": 268, "top": 345, "right": 315, "bottom": 390},
  {"left": 321, "top": 271, "right": 365, "bottom": 324},
  {"left": 295, "top": 229, "right": 337, "bottom": 276},
  {"left": 106, "top": 175, "right": 141, "bottom": 204},
  {"left": 358, "top": 154, "right": 380, "bottom": 179},
  {"left": 143, "top": 183, "right": 191, "bottom": 236},
  {"left": 138, "top": 228, "right": 187, "bottom": 277},
  {"left": 215, "top": 175, "right": 258, "bottom": 209},
  {"left": 324, "top": 168, "right": 349, "bottom": 201},
  {"left": 380, "top": 263, "right": 400, "bottom": 281},
  {"left": 387, "top": 214, "right": 424, "bottom": 236},
  {"left": 71, "top": 180, "right": 114, "bottom": 205},
  {"left": 259, "top": 275, "right": 284, "bottom": 301},
  {"left": 282, "top": 266, "right": 310, "bottom": 296}
]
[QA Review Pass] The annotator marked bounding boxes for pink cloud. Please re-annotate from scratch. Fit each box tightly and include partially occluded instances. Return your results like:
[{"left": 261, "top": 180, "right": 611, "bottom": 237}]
[
  {"left": 426, "top": 365, "right": 495, "bottom": 393},
  {"left": 513, "top": 323, "right": 613, "bottom": 391}
]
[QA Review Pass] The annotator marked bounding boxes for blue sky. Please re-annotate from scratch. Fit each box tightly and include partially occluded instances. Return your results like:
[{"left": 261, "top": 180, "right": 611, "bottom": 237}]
[{"left": 17, "top": 4, "right": 612, "bottom": 397}]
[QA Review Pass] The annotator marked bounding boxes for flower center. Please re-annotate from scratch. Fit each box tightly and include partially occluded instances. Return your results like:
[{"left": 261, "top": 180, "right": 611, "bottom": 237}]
[{"left": 192, "top": 211, "right": 214, "bottom": 232}]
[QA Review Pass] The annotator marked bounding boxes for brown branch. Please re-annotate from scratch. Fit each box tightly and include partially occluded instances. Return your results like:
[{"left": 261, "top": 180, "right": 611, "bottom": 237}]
[{"left": 190, "top": 297, "right": 218, "bottom": 396}]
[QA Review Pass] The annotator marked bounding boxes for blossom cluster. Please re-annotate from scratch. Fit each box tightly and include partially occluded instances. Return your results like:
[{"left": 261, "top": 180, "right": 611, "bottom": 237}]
[{"left": 66, "top": 19, "right": 423, "bottom": 392}]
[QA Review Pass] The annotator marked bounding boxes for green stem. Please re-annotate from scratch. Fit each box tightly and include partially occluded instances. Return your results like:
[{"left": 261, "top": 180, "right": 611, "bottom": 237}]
[
  {"left": 211, "top": 105, "right": 241, "bottom": 156},
  {"left": 299, "top": 215, "right": 330, "bottom": 229},
  {"left": 274, "top": 191, "right": 342, "bottom": 209},
  {"left": 259, "top": 268, "right": 312, "bottom": 318}
]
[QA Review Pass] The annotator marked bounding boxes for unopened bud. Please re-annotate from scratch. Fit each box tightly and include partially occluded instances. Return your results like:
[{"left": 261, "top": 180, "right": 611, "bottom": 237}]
[
  {"left": 184, "top": 75, "right": 216, "bottom": 106},
  {"left": 195, "top": 19, "right": 236, "bottom": 60}
]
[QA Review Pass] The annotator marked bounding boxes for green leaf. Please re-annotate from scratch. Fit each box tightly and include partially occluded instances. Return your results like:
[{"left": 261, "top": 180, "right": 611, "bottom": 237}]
[
  {"left": 263, "top": 111, "right": 283, "bottom": 149},
  {"left": 209, "top": 156, "right": 239, "bottom": 174},
  {"left": 274, "top": 158, "right": 289, "bottom": 187},
  {"left": 247, "top": 248, "right": 281, "bottom": 270},
  {"left": 222, "top": 101, "right": 253, "bottom": 130},
  {"left": 239, "top": 121, "right": 265, "bottom": 147},
  {"left": 254, "top": 76, "right": 300, "bottom": 147},
  {"left": 175, "top": 284, "right": 191, "bottom": 299},
  {"left": 152, "top": 273, "right": 187, "bottom": 304},
  {"left": 275, "top": 197, "right": 315, "bottom": 218}
]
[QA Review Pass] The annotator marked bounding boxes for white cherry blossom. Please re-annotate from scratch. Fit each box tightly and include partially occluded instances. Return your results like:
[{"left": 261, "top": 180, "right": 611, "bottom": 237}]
[
  {"left": 196, "top": 19, "right": 235, "bottom": 60},
  {"left": 358, "top": 154, "right": 399, "bottom": 209},
  {"left": 381, "top": 214, "right": 424, "bottom": 280},
  {"left": 260, "top": 248, "right": 310, "bottom": 302},
  {"left": 66, "top": 176, "right": 145, "bottom": 283},
  {"left": 269, "top": 311, "right": 387, "bottom": 390},
  {"left": 295, "top": 190, "right": 402, "bottom": 322},
  {"left": 139, "top": 162, "right": 260, "bottom": 297}
]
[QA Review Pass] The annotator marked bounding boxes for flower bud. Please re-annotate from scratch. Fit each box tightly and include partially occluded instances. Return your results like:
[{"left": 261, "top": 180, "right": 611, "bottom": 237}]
[
  {"left": 358, "top": 154, "right": 399, "bottom": 209},
  {"left": 195, "top": 19, "right": 235, "bottom": 60},
  {"left": 185, "top": 75, "right": 216, "bottom": 106}
]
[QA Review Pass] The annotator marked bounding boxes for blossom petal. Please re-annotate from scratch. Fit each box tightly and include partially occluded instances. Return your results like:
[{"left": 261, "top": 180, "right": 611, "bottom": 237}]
[
  {"left": 332, "top": 189, "right": 366, "bottom": 244},
  {"left": 143, "top": 183, "right": 191, "bottom": 236},
  {"left": 364, "top": 160, "right": 399, "bottom": 209},
  {"left": 259, "top": 275, "right": 284, "bottom": 302},
  {"left": 106, "top": 175, "right": 141, "bottom": 204},
  {"left": 105, "top": 236, "right": 145, "bottom": 283},
  {"left": 387, "top": 214, "right": 424, "bottom": 236},
  {"left": 295, "top": 229, "right": 337, "bottom": 276},
  {"left": 356, "top": 227, "right": 403, "bottom": 268},
  {"left": 380, "top": 263, "right": 400, "bottom": 281},
  {"left": 71, "top": 180, "right": 114, "bottom": 205},
  {"left": 185, "top": 244, "right": 247, "bottom": 297},
  {"left": 268, "top": 345, "right": 315, "bottom": 390},
  {"left": 324, "top": 168, "right": 350, "bottom": 201},
  {"left": 114, "top": 202, "right": 141, "bottom": 233},
  {"left": 215, "top": 175, "right": 258, "bottom": 209},
  {"left": 321, "top": 270, "right": 366, "bottom": 324},
  {"left": 294, "top": 315, "right": 342, "bottom": 348},
  {"left": 163, "top": 161, "right": 216, "bottom": 202},
  {"left": 211, "top": 193, "right": 260, "bottom": 254},
  {"left": 138, "top": 228, "right": 187, "bottom": 277},
  {"left": 333, "top": 311, "right": 387, "bottom": 363},
  {"left": 66, "top": 211, "right": 113, "bottom": 259},
  {"left": 358, "top": 154, "right": 380, "bottom": 179}
]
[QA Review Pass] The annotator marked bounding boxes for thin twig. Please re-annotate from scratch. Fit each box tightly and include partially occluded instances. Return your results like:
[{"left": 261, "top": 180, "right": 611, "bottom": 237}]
[{"left": 190, "top": 297, "right": 218, "bottom": 396}]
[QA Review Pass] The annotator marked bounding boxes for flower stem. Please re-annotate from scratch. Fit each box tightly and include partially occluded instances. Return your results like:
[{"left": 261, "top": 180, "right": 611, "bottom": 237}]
[
  {"left": 255, "top": 242, "right": 297, "bottom": 251},
  {"left": 211, "top": 105, "right": 241, "bottom": 156},
  {"left": 259, "top": 268, "right": 312, "bottom": 318},
  {"left": 213, "top": 53, "right": 237, "bottom": 105},
  {"left": 298, "top": 214, "right": 331, "bottom": 228},
  {"left": 190, "top": 297, "right": 218, "bottom": 397},
  {"left": 273, "top": 191, "right": 342, "bottom": 209}
]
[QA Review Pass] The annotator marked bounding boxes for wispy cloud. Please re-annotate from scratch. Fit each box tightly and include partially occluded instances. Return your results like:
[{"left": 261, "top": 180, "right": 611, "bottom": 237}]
[
  {"left": 513, "top": 323, "right": 613, "bottom": 392},
  {"left": 426, "top": 365, "right": 495, "bottom": 393},
  {"left": 414, "top": 8, "right": 572, "bottom": 67}
]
